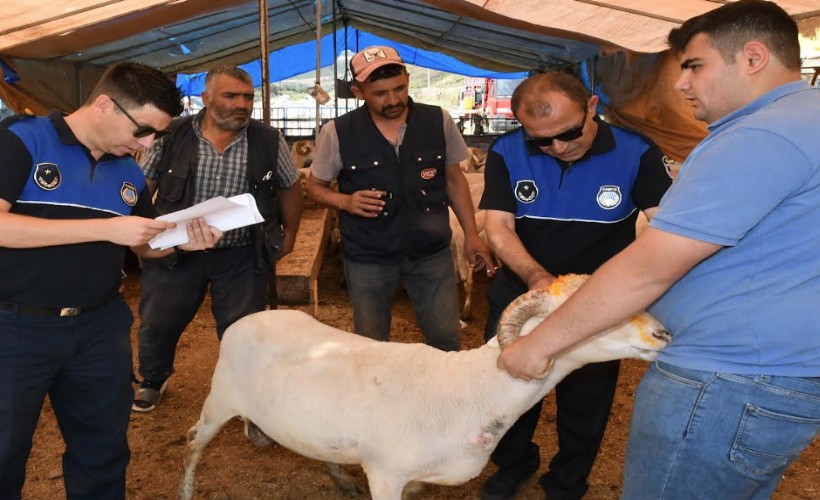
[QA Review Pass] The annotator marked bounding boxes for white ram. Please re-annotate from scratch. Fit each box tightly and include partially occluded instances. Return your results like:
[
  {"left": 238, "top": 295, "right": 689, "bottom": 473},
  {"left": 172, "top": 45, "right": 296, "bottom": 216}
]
[{"left": 180, "top": 274, "right": 670, "bottom": 500}]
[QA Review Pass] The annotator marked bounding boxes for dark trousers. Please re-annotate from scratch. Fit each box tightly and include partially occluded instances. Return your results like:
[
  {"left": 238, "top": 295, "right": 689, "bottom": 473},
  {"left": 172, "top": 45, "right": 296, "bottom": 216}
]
[
  {"left": 485, "top": 270, "right": 620, "bottom": 499},
  {"left": 137, "top": 246, "right": 269, "bottom": 383},
  {"left": 0, "top": 298, "right": 134, "bottom": 499}
]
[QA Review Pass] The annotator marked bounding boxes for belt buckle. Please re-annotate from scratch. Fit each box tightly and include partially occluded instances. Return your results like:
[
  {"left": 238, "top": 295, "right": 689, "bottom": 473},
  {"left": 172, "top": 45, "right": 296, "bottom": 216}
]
[{"left": 60, "top": 307, "right": 80, "bottom": 317}]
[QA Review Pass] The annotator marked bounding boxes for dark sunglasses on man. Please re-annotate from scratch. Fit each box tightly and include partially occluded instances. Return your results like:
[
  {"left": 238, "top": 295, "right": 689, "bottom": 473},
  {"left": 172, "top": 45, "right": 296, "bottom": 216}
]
[
  {"left": 110, "top": 97, "right": 171, "bottom": 139},
  {"left": 524, "top": 108, "right": 587, "bottom": 147}
]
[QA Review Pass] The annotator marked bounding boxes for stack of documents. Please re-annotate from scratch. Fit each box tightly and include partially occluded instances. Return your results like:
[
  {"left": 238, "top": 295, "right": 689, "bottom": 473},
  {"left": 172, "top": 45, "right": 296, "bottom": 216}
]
[{"left": 148, "top": 193, "right": 264, "bottom": 250}]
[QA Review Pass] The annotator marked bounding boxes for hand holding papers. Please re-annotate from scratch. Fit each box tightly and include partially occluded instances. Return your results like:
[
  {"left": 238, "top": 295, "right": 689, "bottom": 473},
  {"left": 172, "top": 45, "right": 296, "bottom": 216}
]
[{"left": 148, "top": 193, "right": 264, "bottom": 250}]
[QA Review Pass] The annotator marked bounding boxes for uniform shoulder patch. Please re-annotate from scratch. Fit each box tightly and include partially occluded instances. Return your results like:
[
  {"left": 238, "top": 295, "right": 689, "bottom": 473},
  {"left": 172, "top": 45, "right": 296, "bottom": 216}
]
[
  {"left": 121, "top": 182, "right": 138, "bottom": 207},
  {"left": 596, "top": 185, "right": 622, "bottom": 209},
  {"left": 515, "top": 180, "right": 538, "bottom": 203},
  {"left": 34, "top": 162, "right": 61, "bottom": 191}
]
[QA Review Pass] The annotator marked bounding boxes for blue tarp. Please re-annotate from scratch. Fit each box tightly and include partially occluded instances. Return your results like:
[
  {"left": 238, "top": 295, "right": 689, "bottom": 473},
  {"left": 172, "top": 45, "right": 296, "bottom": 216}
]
[{"left": 176, "top": 29, "right": 526, "bottom": 96}]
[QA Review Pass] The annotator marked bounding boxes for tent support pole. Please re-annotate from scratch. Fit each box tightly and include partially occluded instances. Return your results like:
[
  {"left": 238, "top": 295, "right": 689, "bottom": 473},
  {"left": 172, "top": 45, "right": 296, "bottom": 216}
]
[
  {"left": 315, "top": 0, "right": 323, "bottom": 135},
  {"left": 332, "top": 0, "right": 338, "bottom": 119},
  {"left": 258, "top": 0, "right": 270, "bottom": 126}
]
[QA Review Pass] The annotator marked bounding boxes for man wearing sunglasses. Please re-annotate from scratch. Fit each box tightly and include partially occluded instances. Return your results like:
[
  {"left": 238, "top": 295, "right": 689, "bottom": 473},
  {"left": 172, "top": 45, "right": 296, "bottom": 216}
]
[
  {"left": 132, "top": 65, "right": 303, "bottom": 414},
  {"left": 478, "top": 71, "right": 672, "bottom": 500},
  {"left": 0, "top": 62, "right": 221, "bottom": 499}
]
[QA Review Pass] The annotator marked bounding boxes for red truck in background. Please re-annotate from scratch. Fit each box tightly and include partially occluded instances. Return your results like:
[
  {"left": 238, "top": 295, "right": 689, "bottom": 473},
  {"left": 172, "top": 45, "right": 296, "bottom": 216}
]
[{"left": 456, "top": 77, "right": 524, "bottom": 134}]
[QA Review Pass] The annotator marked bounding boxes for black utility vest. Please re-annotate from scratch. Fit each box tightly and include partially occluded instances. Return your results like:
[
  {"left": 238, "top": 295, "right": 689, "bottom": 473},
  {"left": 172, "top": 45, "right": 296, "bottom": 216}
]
[
  {"left": 335, "top": 100, "right": 451, "bottom": 263},
  {"left": 153, "top": 116, "right": 283, "bottom": 269}
]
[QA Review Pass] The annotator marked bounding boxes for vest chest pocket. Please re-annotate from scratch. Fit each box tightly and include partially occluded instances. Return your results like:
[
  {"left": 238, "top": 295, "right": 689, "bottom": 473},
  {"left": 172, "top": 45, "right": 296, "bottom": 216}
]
[
  {"left": 341, "top": 156, "right": 396, "bottom": 217},
  {"left": 251, "top": 175, "right": 278, "bottom": 217},
  {"left": 156, "top": 166, "right": 189, "bottom": 205},
  {"left": 342, "top": 157, "right": 396, "bottom": 193},
  {"left": 343, "top": 156, "right": 387, "bottom": 175},
  {"left": 412, "top": 150, "right": 448, "bottom": 211}
]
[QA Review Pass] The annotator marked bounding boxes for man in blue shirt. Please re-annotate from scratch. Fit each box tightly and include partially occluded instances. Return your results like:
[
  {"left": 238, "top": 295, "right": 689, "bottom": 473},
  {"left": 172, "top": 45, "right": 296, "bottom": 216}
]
[
  {"left": 0, "top": 62, "right": 221, "bottom": 498},
  {"left": 498, "top": 1, "right": 820, "bottom": 498}
]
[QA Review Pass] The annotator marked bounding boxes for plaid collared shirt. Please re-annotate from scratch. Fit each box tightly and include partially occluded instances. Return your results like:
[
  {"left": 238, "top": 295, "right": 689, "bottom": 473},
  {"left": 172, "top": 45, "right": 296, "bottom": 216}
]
[{"left": 142, "top": 111, "right": 299, "bottom": 248}]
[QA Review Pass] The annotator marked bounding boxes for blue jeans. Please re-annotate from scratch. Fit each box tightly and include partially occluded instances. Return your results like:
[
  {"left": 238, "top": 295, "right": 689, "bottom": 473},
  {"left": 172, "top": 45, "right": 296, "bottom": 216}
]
[
  {"left": 342, "top": 247, "right": 461, "bottom": 351},
  {"left": 623, "top": 361, "right": 820, "bottom": 499}
]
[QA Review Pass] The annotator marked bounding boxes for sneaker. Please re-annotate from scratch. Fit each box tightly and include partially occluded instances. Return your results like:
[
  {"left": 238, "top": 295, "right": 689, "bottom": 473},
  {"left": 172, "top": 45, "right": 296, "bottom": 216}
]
[
  {"left": 480, "top": 457, "right": 540, "bottom": 500},
  {"left": 132, "top": 379, "right": 168, "bottom": 412},
  {"left": 243, "top": 419, "right": 275, "bottom": 447}
]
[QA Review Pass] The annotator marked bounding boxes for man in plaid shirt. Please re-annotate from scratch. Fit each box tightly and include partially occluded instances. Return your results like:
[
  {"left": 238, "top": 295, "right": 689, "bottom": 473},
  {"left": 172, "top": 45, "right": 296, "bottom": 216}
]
[{"left": 132, "top": 65, "right": 302, "bottom": 413}]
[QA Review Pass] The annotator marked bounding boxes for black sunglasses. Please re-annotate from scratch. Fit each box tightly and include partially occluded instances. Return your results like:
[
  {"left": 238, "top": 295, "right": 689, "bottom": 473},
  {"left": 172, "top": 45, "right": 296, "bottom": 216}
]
[
  {"left": 110, "top": 97, "right": 170, "bottom": 139},
  {"left": 524, "top": 108, "right": 588, "bottom": 147}
]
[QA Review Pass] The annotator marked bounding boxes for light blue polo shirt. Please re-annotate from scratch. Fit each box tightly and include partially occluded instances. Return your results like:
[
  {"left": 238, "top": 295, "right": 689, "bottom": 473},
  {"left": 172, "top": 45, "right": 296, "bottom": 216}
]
[{"left": 649, "top": 81, "right": 820, "bottom": 376}]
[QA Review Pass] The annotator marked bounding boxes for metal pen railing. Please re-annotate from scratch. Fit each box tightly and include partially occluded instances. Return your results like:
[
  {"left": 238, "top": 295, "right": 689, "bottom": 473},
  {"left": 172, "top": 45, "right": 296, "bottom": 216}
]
[{"left": 250, "top": 106, "right": 518, "bottom": 137}]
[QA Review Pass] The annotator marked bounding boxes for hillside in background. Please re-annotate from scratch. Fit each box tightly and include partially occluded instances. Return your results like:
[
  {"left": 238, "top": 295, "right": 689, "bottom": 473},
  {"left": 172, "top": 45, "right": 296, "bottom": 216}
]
[{"left": 269, "top": 64, "right": 465, "bottom": 108}]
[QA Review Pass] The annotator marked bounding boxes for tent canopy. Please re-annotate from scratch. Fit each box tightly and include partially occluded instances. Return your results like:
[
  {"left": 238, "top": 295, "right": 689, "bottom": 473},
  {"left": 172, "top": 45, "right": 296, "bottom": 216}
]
[
  {"left": 175, "top": 29, "right": 528, "bottom": 97},
  {"left": 1, "top": 0, "right": 817, "bottom": 76},
  {"left": 1, "top": 0, "right": 818, "bottom": 160}
]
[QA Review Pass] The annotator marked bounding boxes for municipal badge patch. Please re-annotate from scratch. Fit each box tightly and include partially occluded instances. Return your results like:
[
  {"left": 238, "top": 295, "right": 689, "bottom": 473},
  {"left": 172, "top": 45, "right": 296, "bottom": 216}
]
[
  {"left": 515, "top": 180, "right": 538, "bottom": 203},
  {"left": 121, "top": 182, "right": 138, "bottom": 207},
  {"left": 34, "top": 162, "right": 60, "bottom": 191},
  {"left": 420, "top": 168, "right": 436, "bottom": 180},
  {"left": 596, "top": 185, "right": 622, "bottom": 209}
]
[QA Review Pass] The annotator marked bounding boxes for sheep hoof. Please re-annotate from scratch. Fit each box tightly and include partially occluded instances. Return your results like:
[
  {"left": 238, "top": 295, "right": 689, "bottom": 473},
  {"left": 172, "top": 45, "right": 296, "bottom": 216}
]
[
  {"left": 402, "top": 481, "right": 425, "bottom": 500},
  {"left": 243, "top": 419, "right": 274, "bottom": 448},
  {"left": 325, "top": 462, "right": 364, "bottom": 496}
]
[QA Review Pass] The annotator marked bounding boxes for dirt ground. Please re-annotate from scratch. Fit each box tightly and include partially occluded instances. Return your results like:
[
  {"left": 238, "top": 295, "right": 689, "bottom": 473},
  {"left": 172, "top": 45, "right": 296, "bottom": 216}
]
[{"left": 22, "top": 249, "right": 820, "bottom": 499}]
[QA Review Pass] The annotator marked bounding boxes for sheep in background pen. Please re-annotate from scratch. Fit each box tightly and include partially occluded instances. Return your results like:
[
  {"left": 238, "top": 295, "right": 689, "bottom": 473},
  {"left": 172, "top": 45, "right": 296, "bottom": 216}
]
[
  {"left": 289, "top": 139, "right": 344, "bottom": 254},
  {"left": 290, "top": 139, "right": 317, "bottom": 208},
  {"left": 450, "top": 171, "right": 490, "bottom": 323},
  {"left": 180, "top": 274, "right": 670, "bottom": 500},
  {"left": 460, "top": 146, "right": 488, "bottom": 173},
  {"left": 290, "top": 139, "right": 315, "bottom": 170},
  {"left": 455, "top": 148, "right": 489, "bottom": 303}
]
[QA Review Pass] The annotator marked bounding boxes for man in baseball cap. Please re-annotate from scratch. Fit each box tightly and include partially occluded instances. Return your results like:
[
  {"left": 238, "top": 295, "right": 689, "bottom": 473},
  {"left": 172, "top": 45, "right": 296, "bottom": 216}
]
[
  {"left": 306, "top": 45, "right": 494, "bottom": 352},
  {"left": 349, "top": 46, "right": 406, "bottom": 82}
]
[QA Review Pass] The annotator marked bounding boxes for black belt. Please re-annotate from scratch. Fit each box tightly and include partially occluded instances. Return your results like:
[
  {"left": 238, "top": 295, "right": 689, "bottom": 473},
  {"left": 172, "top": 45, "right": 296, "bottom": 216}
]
[{"left": 0, "top": 296, "right": 116, "bottom": 318}]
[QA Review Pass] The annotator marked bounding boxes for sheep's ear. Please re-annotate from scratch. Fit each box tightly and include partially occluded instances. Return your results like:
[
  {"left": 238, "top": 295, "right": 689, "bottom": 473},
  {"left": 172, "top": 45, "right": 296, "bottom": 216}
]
[{"left": 535, "top": 358, "right": 555, "bottom": 379}]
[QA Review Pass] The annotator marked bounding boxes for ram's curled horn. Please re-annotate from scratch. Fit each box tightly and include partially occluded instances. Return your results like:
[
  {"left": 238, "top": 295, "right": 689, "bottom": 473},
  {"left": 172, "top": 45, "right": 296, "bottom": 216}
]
[{"left": 496, "top": 288, "right": 553, "bottom": 348}]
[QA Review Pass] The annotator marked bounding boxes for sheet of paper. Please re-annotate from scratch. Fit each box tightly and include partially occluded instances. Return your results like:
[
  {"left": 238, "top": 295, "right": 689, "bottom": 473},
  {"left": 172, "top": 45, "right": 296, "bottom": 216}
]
[{"left": 148, "top": 193, "right": 265, "bottom": 250}]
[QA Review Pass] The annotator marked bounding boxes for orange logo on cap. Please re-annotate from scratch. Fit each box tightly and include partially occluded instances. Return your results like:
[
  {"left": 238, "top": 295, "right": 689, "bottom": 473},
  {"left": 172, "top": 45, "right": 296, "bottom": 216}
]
[{"left": 363, "top": 47, "right": 387, "bottom": 62}]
